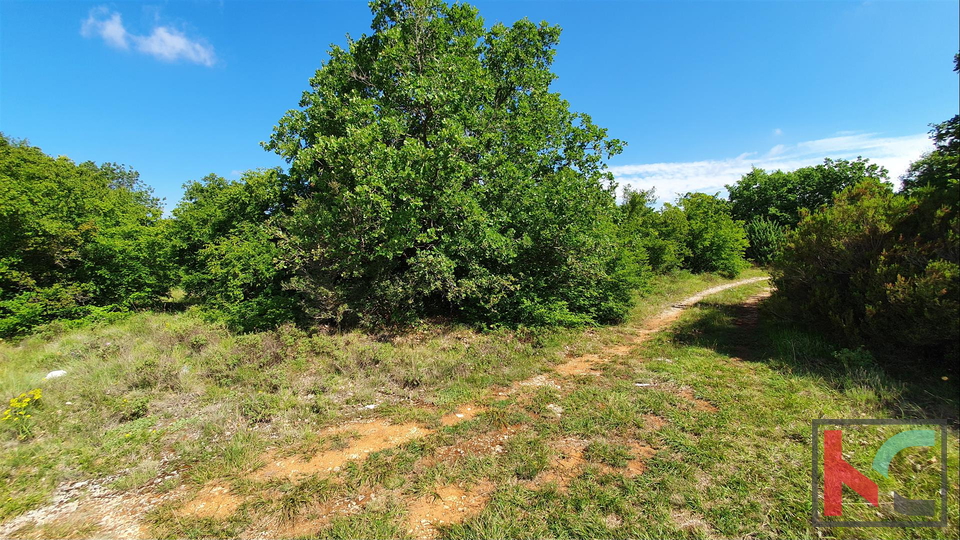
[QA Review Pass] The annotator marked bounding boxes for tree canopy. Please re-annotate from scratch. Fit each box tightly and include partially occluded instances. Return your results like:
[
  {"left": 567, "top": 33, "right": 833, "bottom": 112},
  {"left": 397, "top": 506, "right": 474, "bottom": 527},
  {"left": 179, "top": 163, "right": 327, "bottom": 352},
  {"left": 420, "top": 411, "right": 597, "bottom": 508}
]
[
  {"left": 168, "top": 169, "right": 305, "bottom": 331},
  {"left": 265, "top": 0, "right": 631, "bottom": 326},
  {"left": 0, "top": 134, "right": 171, "bottom": 336},
  {"left": 726, "top": 157, "right": 890, "bottom": 227}
]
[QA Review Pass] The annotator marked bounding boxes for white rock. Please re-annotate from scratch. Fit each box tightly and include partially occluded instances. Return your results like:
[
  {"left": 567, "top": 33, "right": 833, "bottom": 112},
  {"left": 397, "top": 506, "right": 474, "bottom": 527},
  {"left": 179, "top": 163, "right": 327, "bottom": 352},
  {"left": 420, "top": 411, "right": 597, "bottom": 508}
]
[
  {"left": 635, "top": 383, "right": 652, "bottom": 387},
  {"left": 362, "top": 404, "right": 378, "bottom": 410},
  {"left": 44, "top": 370, "right": 67, "bottom": 380}
]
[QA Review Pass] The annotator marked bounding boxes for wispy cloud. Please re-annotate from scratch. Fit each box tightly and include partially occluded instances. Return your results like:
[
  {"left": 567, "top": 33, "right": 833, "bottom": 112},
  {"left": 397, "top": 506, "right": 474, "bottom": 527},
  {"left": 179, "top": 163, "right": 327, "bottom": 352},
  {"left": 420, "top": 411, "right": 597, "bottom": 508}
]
[
  {"left": 609, "top": 132, "right": 931, "bottom": 204},
  {"left": 81, "top": 7, "right": 216, "bottom": 67}
]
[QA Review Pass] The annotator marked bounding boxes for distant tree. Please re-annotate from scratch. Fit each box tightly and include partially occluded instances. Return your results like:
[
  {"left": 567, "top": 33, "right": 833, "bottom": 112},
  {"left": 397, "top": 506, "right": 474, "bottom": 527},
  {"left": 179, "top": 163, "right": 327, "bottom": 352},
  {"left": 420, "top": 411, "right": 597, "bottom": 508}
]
[
  {"left": 619, "top": 188, "right": 688, "bottom": 273},
  {"left": 727, "top": 157, "right": 890, "bottom": 227},
  {"left": 900, "top": 115, "right": 959, "bottom": 198},
  {"left": 677, "top": 193, "right": 748, "bottom": 277},
  {"left": 265, "top": 0, "right": 630, "bottom": 326}
]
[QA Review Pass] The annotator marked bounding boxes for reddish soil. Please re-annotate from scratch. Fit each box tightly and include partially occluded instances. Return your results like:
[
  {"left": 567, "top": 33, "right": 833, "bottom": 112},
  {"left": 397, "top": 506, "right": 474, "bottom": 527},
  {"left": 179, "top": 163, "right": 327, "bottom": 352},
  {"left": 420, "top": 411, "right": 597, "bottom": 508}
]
[
  {"left": 405, "top": 481, "right": 495, "bottom": 540},
  {"left": 439, "top": 404, "right": 486, "bottom": 427},
  {"left": 179, "top": 483, "right": 243, "bottom": 520},
  {"left": 255, "top": 420, "right": 433, "bottom": 481},
  {"left": 678, "top": 388, "right": 719, "bottom": 413}
]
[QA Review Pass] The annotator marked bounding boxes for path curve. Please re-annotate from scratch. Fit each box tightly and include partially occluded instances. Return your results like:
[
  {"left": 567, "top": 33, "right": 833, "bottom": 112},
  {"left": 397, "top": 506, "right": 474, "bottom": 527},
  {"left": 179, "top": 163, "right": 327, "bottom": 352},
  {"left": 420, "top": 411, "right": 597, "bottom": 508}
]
[
  {"left": 646, "top": 276, "right": 771, "bottom": 328},
  {"left": 551, "top": 276, "right": 772, "bottom": 378}
]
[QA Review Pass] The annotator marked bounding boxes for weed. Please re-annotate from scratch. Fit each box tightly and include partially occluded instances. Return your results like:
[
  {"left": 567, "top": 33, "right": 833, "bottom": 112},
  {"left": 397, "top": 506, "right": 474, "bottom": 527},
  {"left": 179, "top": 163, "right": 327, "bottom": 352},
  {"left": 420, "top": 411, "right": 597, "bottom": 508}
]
[
  {"left": 583, "top": 440, "right": 633, "bottom": 468},
  {"left": 1, "top": 388, "right": 41, "bottom": 439},
  {"left": 240, "top": 392, "right": 279, "bottom": 424},
  {"left": 276, "top": 475, "right": 340, "bottom": 522}
]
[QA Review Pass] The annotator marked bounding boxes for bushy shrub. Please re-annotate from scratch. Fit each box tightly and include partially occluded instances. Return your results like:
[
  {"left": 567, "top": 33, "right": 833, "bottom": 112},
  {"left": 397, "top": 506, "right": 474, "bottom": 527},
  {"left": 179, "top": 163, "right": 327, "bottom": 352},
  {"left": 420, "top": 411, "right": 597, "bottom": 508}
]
[
  {"left": 620, "top": 188, "right": 688, "bottom": 273},
  {"left": 676, "top": 193, "right": 749, "bottom": 277},
  {"left": 0, "top": 135, "right": 172, "bottom": 337},
  {"left": 168, "top": 169, "right": 303, "bottom": 332},
  {"left": 744, "top": 217, "right": 786, "bottom": 265},
  {"left": 773, "top": 171, "right": 958, "bottom": 369}
]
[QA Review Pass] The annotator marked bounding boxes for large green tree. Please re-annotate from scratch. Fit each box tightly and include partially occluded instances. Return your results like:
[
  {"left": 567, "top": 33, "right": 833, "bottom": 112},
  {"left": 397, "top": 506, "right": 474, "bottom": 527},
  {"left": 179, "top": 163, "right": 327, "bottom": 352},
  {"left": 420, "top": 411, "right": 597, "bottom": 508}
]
[{"left": 266, "top": 0, "right": 633, "bottom": 326}]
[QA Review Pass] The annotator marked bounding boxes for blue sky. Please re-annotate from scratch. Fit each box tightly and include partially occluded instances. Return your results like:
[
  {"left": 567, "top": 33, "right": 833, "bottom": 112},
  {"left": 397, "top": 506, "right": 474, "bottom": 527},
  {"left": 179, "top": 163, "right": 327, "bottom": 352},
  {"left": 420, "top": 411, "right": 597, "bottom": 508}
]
[{"left": 1, "top": 0, "right": 957, "bottom": 210}]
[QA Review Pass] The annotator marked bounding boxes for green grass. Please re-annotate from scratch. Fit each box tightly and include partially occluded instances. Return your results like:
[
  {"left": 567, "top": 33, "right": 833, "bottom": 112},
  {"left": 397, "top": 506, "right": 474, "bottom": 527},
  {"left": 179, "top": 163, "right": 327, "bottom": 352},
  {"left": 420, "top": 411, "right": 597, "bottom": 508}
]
[{"left": 1, "top": 269, "right": 956, "bottom": 539}]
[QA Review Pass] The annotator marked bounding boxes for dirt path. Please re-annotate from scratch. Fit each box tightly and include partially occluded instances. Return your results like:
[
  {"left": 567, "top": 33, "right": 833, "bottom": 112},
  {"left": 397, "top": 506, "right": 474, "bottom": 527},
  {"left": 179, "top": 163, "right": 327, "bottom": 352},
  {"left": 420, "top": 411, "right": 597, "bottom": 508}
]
[
  {"left": 0, "top": 276, "right": 770, "bottom": 540},
  {"left": 551, "top": 276, "right": 770, "bottom": 376}
]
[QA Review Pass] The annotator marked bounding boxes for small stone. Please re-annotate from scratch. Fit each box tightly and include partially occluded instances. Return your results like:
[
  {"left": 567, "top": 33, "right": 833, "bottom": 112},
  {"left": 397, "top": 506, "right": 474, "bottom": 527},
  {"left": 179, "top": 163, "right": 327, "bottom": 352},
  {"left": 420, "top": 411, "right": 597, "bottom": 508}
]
[{"left": 45, "top": 370, "right": 67, "bottom": 380}]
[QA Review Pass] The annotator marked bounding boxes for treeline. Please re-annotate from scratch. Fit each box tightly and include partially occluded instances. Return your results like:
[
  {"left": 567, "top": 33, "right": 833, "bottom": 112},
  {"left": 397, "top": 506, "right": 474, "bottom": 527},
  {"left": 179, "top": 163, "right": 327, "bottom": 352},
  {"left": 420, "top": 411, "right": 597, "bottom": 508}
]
[
  {"left": 0, "top": 136, "right": 172, "bottom": 336},
  {"left": 1, "top": 1, "right": 956, "bottom": 372},
  {"left": 0, "top": 0, "right": 752, "bottom": 336}
]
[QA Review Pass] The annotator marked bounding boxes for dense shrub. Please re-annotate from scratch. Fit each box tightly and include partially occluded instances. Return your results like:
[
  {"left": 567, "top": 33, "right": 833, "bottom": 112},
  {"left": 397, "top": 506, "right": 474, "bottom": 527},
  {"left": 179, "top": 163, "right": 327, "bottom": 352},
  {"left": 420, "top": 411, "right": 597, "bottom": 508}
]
[
  {"left": 744, "top": 217, "right": 786, "bottom": 265},
  {"left": 265, "top": 0, "right": 633, "bottom": 327},
  {"left": 620, "top": 188, "right": 689, "bottom": 273},
  {"left": 168, "top": 169, "right": 304, "bottom": 331},
  {"left": 773, "top": 157, "right": 958, "bottom": 370},
  {"left": 0, "top": 135, "right": 172, "bottom": 337},
  {"left": 773, "top": 180, "right": 907, "bottom": 343},
  {"left": 676, "top": 193, "right": 749, "bottom": 277}
]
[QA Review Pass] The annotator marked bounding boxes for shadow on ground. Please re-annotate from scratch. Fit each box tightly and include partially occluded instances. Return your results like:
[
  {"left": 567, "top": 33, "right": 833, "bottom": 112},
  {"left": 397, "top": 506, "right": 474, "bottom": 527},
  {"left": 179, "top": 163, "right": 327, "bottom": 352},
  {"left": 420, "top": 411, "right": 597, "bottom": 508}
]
[{"left": 669, "top": 293, "right": 960, "bottom": 425}]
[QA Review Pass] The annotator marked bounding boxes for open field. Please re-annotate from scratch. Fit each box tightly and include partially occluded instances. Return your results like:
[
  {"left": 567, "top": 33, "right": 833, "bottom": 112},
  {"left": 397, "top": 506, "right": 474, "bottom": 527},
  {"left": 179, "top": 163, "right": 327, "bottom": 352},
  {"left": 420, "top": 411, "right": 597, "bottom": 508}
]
[{"left": 1, "top": 269, "right": 956, "bottom": 539}]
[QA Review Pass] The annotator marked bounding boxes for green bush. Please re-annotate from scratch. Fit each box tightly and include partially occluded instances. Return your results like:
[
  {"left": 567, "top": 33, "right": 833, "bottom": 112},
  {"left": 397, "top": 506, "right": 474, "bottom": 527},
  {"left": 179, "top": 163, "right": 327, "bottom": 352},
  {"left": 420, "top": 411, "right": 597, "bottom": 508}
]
[
  {"left": 0, "top": 135, "right": 172, "bottom": 337},
  {"left": 168, "top": 170, "right": 303, "bottom": 332},
  {"left": 744, "top": 217, "right": 786, "bottom": 265},
  {"left": 773, "top": 165, "right": 958, "bottom": 370},
  {"left": 676, "top": 193, "right": 748, "bottom": 277},
  {"left": 619, "top": 188, "right": 688, "bottom": 274}
]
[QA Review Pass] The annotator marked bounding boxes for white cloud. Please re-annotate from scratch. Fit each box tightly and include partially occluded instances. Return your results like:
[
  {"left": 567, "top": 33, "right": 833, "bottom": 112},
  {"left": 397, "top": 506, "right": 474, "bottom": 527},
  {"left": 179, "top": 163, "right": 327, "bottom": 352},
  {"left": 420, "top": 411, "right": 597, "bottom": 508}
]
[
  {"left": 135, "top": 27, "right": 216, "bottom": 66},
  {"left": 609, "top": 132, "right": 932, "bottom": 205},
  {"left": 81, "top": 7, "right": 216, "bottom": 67},
  {"left": 773, "top": 128, "right": 783, "bottom": 136},
  {"left": 81, "top": 7, "right": 128, "bottom": 49}
]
